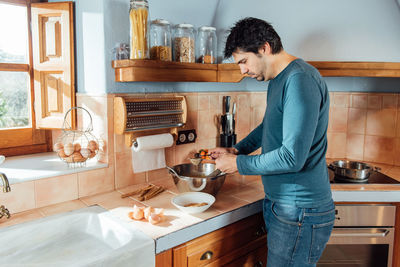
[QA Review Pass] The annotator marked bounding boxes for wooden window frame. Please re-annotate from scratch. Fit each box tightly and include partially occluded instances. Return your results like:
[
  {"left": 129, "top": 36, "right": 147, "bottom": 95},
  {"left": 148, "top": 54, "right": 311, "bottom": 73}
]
[{"left": 0, "top": 0, "right": 52, "bottom": 157}]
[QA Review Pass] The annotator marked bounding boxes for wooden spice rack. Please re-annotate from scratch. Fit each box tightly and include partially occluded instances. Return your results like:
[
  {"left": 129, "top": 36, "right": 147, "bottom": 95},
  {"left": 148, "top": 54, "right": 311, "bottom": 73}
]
[
  {"left": 112, "top": 60, "right": 400, "bottom": 82},
  {"left": 114, "top": 96, "right": 187, "bottom": 147}
]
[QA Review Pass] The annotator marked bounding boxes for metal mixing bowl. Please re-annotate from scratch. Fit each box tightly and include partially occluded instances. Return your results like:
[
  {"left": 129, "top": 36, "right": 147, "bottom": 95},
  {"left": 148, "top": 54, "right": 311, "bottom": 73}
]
[{"left": 167, "top": 163, "right": 226, "bottom": 196}]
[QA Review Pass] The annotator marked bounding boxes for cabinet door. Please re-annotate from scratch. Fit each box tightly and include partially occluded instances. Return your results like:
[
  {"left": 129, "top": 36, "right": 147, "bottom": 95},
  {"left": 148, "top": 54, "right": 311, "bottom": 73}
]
[
  {"left": 31, "top": 2, "right": 76, "bottom": 129},
  {"left": 223, "top": 245, "right": 267, "bottom": 267}
]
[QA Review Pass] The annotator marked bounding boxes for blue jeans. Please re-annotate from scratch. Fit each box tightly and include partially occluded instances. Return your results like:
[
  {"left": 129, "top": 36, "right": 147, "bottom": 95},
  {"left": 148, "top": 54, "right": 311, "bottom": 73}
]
[{"left": 263, "top": 198, "right": 335, "bottom": 267}]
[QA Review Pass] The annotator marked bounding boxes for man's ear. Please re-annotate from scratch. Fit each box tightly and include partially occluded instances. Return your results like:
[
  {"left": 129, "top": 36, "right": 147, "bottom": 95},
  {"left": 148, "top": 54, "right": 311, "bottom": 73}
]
[{"left": 259, "top": 42, "right": 271, "bottom": 55}]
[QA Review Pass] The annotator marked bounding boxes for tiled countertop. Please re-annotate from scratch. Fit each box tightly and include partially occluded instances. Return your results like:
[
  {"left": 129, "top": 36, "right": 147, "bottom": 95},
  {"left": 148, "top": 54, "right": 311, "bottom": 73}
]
[{"left": 1, "top": 170, "right": 400, "bottom": 254}]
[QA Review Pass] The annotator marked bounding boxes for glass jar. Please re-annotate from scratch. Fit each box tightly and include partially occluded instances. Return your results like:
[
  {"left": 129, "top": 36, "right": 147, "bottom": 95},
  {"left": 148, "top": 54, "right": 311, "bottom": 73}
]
[
  {"left": 150, "top": 19, "right": 172, "bottom": 61},
  {"left": 129, "top": 0, "right": 149, "bottom": 59},
  {"left": 197, "top": 26, "right": 217, "bottom": 64},
  {"left": 173, "top": 24, "right": 195, "bottom": 63}
]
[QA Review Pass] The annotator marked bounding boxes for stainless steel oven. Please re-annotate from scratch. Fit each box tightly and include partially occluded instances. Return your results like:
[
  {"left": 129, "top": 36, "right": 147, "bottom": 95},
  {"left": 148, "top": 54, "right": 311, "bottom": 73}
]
[{"left": 318, "top": 204, "right": 396, "bottom": 267}]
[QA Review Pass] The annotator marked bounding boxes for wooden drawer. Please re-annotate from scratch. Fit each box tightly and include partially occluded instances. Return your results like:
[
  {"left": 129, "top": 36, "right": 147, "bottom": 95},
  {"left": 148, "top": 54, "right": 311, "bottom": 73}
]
[
  {"left": 173, "top": 213, "right": 266, "bottom": 267},
  {"left": 223, "top": 244, "right": 267, "bottom": 267}
]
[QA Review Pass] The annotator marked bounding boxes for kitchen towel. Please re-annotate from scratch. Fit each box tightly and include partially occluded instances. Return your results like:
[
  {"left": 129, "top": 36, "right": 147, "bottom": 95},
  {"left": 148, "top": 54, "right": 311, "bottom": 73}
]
[{"left": 131, "top": 133, "right": 174, "bottom": 173}]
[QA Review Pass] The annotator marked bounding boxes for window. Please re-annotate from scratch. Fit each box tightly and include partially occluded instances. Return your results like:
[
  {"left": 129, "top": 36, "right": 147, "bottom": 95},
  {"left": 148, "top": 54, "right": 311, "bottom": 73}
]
[{"left": 0, "top": 0, "right": 75, "bottom": 157}]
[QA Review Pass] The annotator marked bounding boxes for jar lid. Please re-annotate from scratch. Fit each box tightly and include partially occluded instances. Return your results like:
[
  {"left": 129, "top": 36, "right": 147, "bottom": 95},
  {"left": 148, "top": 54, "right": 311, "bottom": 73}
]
[
  {"left": 176, "top": 23, "right": 194, "bottom": 28},
  {"left": 199, "top": 26, "right": 216, "bottom": 31},
  {"left": 152, "top": 19, "right": 170, "bottom": 25}
]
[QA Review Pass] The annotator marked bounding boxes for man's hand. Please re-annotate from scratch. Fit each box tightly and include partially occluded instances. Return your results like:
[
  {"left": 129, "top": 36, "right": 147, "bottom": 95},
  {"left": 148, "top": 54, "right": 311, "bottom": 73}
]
[
  {"left": 216, "top": 153, "right": 238, "bottom": 173},
  {"left": 209, "top": 147, "right": 238, "bottom": 159}
]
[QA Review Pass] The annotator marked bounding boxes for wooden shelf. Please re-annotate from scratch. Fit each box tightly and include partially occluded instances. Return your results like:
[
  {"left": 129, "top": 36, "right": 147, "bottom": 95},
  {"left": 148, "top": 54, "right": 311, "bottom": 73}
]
[{"left": 112, "top": 60, "right": 400, "bottom": 83}]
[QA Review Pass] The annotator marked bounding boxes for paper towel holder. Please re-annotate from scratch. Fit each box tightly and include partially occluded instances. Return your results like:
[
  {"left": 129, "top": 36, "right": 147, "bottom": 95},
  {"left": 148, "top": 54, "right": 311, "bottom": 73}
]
[{"left": 114, "top": 96, "right": 187, "bottom": 147}]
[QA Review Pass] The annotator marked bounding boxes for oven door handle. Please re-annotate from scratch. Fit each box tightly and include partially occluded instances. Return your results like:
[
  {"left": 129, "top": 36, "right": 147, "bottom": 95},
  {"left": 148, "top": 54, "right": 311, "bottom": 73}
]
[{"left": 331, "top": 228, "right": 390, "bottom": 238}]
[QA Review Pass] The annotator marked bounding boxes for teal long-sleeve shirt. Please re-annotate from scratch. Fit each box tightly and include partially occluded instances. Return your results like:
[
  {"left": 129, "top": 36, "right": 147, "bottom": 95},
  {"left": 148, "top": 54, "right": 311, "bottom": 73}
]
[{"left": 234, "top": 59, "right": 332, "bottom": 208}]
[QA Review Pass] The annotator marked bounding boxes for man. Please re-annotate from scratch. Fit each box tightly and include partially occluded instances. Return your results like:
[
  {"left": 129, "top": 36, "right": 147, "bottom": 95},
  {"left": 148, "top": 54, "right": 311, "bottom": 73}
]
[{"left": 210, "top": 17, "right": 335, "bottom": 267}]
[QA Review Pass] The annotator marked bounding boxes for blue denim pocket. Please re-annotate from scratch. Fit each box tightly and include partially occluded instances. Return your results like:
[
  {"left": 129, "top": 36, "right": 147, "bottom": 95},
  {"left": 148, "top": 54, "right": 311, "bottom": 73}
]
[
  {"left": 308, "top": 211, "right": 335, "bottom": 264},
  {"left": 271, "top": 201, "right": 303, "bottom": 226}
]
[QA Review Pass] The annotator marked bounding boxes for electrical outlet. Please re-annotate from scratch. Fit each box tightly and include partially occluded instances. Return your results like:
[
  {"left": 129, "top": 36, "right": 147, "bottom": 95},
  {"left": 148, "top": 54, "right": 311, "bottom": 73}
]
[{"left": 176, "top": 129, "right": 197, "bottom": 145}]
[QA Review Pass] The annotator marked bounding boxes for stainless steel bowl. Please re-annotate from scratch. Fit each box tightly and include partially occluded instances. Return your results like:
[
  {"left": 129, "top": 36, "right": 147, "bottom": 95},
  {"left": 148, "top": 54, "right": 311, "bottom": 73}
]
[{"left": 167, "top": 163, "right": 226, "bottom": 196}]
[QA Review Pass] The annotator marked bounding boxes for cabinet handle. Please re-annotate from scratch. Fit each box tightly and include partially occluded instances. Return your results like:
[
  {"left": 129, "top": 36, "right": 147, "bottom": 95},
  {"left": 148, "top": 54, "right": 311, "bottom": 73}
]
[
  {"left": 254, "top": 260, "right": 264, "bottom": 267},
  {"left": 254, "top": 226, "right": 266, "bottom": 237},
  {"left": 200, "top": 251, "right": 213, "bottom": 261}
]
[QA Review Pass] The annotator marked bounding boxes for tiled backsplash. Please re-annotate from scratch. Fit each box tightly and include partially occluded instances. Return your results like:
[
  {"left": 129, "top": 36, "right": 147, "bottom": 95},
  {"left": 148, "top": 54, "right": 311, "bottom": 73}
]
[{"left": 2, "top": 91, "right": 400, "bottom": 216}]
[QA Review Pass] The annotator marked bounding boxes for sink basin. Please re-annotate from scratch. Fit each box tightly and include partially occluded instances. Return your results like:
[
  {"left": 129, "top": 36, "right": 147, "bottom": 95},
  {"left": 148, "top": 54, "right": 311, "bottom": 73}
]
[{"left": 0, "top": 205, "right": 154, "bottom": 267}]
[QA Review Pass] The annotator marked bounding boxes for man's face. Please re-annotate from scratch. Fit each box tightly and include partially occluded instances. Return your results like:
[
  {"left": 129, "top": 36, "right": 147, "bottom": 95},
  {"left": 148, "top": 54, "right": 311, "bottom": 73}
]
[{"left": 232, "top": 50, "right": 266, "bottom": 81}]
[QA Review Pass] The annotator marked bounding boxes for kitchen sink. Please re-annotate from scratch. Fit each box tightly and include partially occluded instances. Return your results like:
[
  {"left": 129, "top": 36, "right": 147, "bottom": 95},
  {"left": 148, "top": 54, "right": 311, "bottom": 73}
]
[{"left": 0, "top": 205, "right": 154, "bottom": 267}]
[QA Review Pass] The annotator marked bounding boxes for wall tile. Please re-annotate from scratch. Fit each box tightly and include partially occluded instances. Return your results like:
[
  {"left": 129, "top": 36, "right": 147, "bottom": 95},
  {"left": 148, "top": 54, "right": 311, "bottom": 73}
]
[
  {"left": 174, "top": 143, "right": 196, "bottom": 165},
  {"left": 197, "top": 110, "right": 218, "bottom": 140},
  {"left": 0, "top": 209, "right": 43, "bottom": 228},
  {"left": 39, "top": 200, "right": 87, "bottom": 216},
  {"left": 185, "top": 110, "right": 198, "bottom": 130},
  {"left": 346, "top": 134, "right": 364, "bottom": 161},
  {"left": 330, "top": 107, "right": 348, "bottom": 132},
  {"left": 367, "top": 94, "right": 382, "bottom": 109},
  {"left": 147, "top": 168, "right": 169, "bottom": 182},
  {"left": 382, "top": 94, "right": 398, "bottom": 109},
  {"left": 251, "top": 106, "right": 265, "bottom": 131},
  {"left": 333, "top": 93, "right": 350, "bottom": 107},
  {"left": 348, "top": 108, "right": 367, "bottom": 134},
  {"left": 78, "top": 167, "right": 115, "bottom": 197},
  {"left": 366, "top": 109, "right": 396, "bottom": 137},
  {"left": 198, "top": 95, "right": 210, "bottom": 111},
  {"left": 0, "top": 181, "right": 35, "bottom": 214},
  {"left": 327, "top": 132, "right": 347, "bottom": 158},
  {"left": 350, "top": 93, "right": 368, "bottom": 109},
  {"left": 364, "top": 135, "right": 395, "bottom": 165},
  {"left": 35, "top": 174, "right": 78, "bottom": 208},
  {"left": 250, "top": 92, "right": 267, "bottom": 108},
  {"left": 115, "top": 150, "right": 146, "bottom": 188},
  {"left": 395, "top": 138, "right": 400, "bottom": 166}
]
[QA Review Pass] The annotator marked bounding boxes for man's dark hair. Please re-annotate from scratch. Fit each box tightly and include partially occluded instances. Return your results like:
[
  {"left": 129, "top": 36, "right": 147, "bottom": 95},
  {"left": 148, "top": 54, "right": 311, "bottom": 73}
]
[{"left": 224, "top": 17, "right": 283, "bottom": 58}]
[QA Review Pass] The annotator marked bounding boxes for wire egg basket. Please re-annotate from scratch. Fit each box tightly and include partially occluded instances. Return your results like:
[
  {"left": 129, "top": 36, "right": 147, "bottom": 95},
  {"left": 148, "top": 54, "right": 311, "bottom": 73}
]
[{"left": 53, "top": 107, "right": 100, "bottom": 168}]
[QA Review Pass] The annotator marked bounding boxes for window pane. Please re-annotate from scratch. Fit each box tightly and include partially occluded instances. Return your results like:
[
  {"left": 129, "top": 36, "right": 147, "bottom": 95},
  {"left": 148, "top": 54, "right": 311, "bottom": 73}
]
[
  {"left": 0, "top": 71, "right": 31, "bottom": 129},
  {"left": 0, "top": 3, "right": 28, "bottom": 63}
]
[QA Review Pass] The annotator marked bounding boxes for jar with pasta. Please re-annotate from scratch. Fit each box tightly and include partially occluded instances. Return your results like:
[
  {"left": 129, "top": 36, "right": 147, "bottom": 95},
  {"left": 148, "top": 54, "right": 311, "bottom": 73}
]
[
  {"left": 173, "top": 24, "right": 195, "bottom": 63},
  {"left": 150, "top": 19, "right": 172, "bottom": 61},
  {"left": 197, "top": 26, "right": 217, "bottom": 64},
  {"left": 129, "top": 0, "right": 149, "bottom": 59}
]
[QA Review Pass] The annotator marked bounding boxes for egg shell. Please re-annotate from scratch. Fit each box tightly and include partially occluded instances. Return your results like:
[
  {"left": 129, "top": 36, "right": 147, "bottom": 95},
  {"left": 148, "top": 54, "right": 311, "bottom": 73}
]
[
  {"left": 149, "top": 213, "right": 162, "bottom": 225},
  {"left": 80, "top": 148, "right": 91, "bottom": 159},
  {"left": 87, "top": 151, "right": 96, "bottom": 159},
  {"left": 88, "top": 140, "right": 99, "bottom": 152},
  {"left": 53, "top": 142, "right": 64, "bottom": 152},
  {"left": 63, "top": 143, "right": 74, "bottom": 156},
  {"left": 144, "top": 206, "right": 155, "bottom": 221},
  {"left": 57, "top": 149, "right": 67, "bottom": 158},
  {"left": 132, "top": 205, "right": 144, "bottom": 220},
  {"left": 73, "top": 143, "right": 81, "bottom": 152}
]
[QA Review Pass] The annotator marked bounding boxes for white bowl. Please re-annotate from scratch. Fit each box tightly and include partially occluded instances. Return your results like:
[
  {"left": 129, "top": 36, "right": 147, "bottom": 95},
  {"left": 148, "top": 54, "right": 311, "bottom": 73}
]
[{"left": 171, "top": 192, "right": 215, "bottom": 214}]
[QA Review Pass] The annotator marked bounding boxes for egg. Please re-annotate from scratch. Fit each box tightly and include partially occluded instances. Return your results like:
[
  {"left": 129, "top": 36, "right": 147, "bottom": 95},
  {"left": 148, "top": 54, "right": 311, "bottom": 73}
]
[
  {"left": 71, "top": 151, "right": 85, "bottom": 162},
  {"left": 80, "top": 148, "right": 91, "bottom": 159},
  {"left": 57, "top": 149, "right": 67, "bottom": 158},
  {"left": 88, "top": 151, "right": 96, "bottom": 159},
  {"left": 132, "top": 205, "right": 144, "bottom": 220},
  {"left": 88, "top": 140, "right": 99, "bottom": 152},
  {"left": 64, "top": 155, "right": 74, "bottom": 163},
  {"left": 53, "top": 142, "right": 63, "bottom": 152},
  {"left": 73, "top": 143, "right": 81, "bottom": 152},
  {"left": 63, "top": 143, "right": 74, "bottom": 156},
  {"left": 144, "top": 206, "right": 155, "bottom": 221},
  {"left": 149, "top": 213, "right": 162, "bottom": 225}
]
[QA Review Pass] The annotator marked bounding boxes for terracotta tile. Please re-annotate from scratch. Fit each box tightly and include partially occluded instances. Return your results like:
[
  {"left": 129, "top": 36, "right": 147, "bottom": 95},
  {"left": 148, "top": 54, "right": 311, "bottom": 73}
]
[
  {"left": 151, "top": 177, "right": 179, "bottom": 194},
  {"left": 212, "top": 194, "right": 249, "bottom": 213},
  {"left": 251, "top": 106, "right": 265, "bottom": 130},
  {"left": 364, "top": 135, "right": 395, "bottom": 165},
  {"left": 35, "top": 174, "right": 78, "bottom": 208},
  {"left": 396, "top": 110, "right": 400, "bottom": 137},
  {"left": 210, "top": 93, "right": 223, "bottom": 115},
  {"left": 367, "top": 94, "right": 382, "bottom": 109},
  {"left": 327, "top": 132, "right": 347, "bottom": 158},
  {"left": 386, "top": 166, "right": 400, "bottom": 181},
  {"left": 184, "top": 93, "right": 198, "bottom": 111},
  {"left": 250, "top": 92, "right": 267, "bottom": 108},
  {"left": 80, "top": 191, "right": 138, "bottom": 210},
  {"left": 0, "top": 209, "right": 44, "bottom": 229},
  {"left": 0, "top": 181, "right": 35, "bottom": 214},
  {"left": 350, "top": 93, "right": 368, "bottom": 109},
  {"left": 197, "top": 110, "right": 219, "bottom": 140},
  {"left": 231, "top": 183, "right": 265, "bottom": 203},
  {"left": 115, "top": 133, "right": 130, "bottom": 153},
  {"left": 39, "top": 200, "right": 87, "bottom": 216},
  {"left": 330, "top": 107, "right": 348, "bottom": 132},
  {"left": 196, "top": 138, "right": 217, "bottom": 151},
  {"left": 236, "top": 106, "right": 251, "bottom": 136},
  {"left": 198, "top": 95, "right": 210, "bottom": 111},
  {"left": 147, "top": 168, "right": 169, "bottom": 182},
  {"left": 346, "top": 134, "right": 364, "bottom": 161},
  {"left": 136, "top": 190, "right": 176, "bottom": 209},
  {"left": 347, "top": 108, "right": 367, "bottom": 134},
  {"left": 366, "top": 109, "right": 397, "bottom": 137},
  {"left": 185, "top": 110, "right": 198, "bottom": 130},
  {"left": 78, "top": 166, "right": 115, "bottom": 197},
  {"left": 333, "top": 93, "right": 349, "bottom": 107},
  {"left": 395, "top": 138, "right": 400, "bottom": 166},
  {"left": 165, "top": 146, "right": 176, "bottom": 166},
  {"left": 174, "top": 143, "right": 196, "bottom": 165},
  {"left": 115, "top": 150, "right": 146, "bottom": 188},
  {"left": 382, "top": 94, "right": 398, "bottom": 109}
]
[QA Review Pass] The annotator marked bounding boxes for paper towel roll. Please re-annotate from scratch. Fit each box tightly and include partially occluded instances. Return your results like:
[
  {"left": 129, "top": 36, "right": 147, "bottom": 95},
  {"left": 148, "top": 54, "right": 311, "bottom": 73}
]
[{"left": 131, "top": 133, "right": 174, "bottom": 173}]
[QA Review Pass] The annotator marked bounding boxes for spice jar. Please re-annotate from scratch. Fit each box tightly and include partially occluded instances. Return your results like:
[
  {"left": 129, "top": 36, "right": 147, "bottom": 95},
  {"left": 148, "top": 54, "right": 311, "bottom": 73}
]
[
  {"left": 129, "top": 0, "right": 149, "bottom": 59},
  {"left": 150, "top": 19, "right": 172, "bottom": 61},
  {"left": 173, "top": 24, "right": 195, "bottom": 63},
  {"left": 197, "top": 26, "right": 217, "bottom": 64}
]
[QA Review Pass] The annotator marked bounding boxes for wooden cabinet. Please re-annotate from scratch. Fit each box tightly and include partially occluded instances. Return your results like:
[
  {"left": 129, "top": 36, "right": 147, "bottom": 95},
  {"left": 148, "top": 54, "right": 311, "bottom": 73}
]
[{"left": 155, "top": 212, "right": 267, "bottom": 267}]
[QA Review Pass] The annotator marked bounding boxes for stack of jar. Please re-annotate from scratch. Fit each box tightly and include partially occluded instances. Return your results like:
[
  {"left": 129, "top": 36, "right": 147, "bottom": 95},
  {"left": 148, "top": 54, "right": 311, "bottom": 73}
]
[{"left": 148, "top": 20, "right": 217, "bottom": 64}]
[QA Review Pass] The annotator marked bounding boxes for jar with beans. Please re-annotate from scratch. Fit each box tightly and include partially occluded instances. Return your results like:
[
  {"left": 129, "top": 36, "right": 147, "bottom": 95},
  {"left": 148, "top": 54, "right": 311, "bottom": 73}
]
[
  {"left": 150, "top": 19, "right": 172, "bottom": 61},
  {"left": 173, "top": 24, "right": 195, "bottom": 63}
]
